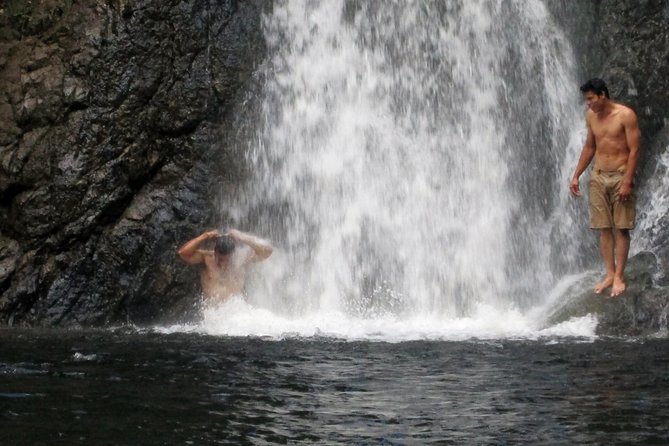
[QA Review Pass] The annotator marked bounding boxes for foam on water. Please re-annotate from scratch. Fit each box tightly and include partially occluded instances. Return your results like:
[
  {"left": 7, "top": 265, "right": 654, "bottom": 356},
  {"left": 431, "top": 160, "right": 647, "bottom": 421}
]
[{"left": 158, "top": 293, "right": 597, "bottom": 341}]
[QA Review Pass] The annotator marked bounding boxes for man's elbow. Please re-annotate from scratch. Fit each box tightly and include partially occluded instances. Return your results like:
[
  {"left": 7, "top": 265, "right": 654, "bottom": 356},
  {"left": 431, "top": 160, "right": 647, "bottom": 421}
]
[
  {"left": 258, "top": 245, "right": 273, "bottom": 261},
  {"left": 177, "top": 249, "right": 195, "bottom": 264},
  {"left": 630, "top": 145, "right": 640, "bottom": 157}
]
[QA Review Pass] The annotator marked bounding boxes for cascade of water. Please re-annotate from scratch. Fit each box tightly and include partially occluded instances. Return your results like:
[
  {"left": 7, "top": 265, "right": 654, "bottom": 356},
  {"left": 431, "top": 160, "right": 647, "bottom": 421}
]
[
  {"left": 636, "top": 143, "right": 669, "bottom": 253},
  {"left": 232, "top": 0, "right": 587, "bottom": 321}
]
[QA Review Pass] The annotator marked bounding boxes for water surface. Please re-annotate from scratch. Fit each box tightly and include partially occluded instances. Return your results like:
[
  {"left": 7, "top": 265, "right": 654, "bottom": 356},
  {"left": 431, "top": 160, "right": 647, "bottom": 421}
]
[{"left": 2, "top": 329, "right": 668, "bottom": 445}]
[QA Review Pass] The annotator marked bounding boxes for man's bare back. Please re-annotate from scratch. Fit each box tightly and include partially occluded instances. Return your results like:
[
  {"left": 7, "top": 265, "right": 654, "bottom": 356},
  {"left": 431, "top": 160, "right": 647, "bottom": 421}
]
[
  {"left": 200, "top": 245, "right": 252, "bottom": 302},
  {"left": 178, "top": 229, "right": 272, "bottom": 303}
]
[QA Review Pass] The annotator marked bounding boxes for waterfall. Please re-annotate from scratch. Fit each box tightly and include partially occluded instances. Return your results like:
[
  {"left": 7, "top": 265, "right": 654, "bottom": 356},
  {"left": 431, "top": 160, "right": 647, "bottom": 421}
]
[
  {"left": 222, "top": 0, "right": 593, "bottom": 337},
  {"left": 637, "top": 143, "right": 669, "bottom": 254}
]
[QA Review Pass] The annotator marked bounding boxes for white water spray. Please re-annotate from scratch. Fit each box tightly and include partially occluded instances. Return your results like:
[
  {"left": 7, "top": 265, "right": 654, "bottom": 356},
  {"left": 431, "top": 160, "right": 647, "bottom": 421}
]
[
  {"left": 636, "top": 143, "right": 669, "bottom": 254},
  {"left": 217, "top": 0, "right": 593, "bottom": 339}
]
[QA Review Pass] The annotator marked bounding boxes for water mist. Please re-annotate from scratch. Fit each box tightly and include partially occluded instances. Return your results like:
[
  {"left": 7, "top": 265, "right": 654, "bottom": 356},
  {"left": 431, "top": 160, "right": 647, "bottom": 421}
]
[{"left": 218, "top": 0, "right": 593, "bottom": 339}]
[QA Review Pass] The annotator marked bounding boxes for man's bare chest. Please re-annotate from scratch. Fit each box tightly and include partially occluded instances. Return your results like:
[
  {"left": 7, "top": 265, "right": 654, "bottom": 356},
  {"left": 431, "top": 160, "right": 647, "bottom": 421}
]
[{"left": 591, "top": 116, "right": 625, "bottom": 141}]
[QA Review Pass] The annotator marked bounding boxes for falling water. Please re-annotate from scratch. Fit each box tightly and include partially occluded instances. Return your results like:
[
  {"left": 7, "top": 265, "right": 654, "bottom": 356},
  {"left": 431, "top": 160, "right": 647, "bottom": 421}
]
[
  {"left": 637, "top": 144, "right": 669, "bottom": 254},
  {"left": 219, "top": 0, "right": 594, "bottom": 338}
]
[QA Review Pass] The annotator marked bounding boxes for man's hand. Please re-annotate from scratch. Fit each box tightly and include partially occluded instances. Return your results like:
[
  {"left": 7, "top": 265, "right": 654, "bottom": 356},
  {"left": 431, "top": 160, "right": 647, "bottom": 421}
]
[
  {"left": 569, "top": 177, "right": 581, "bottom": 197},
  {"left": 619, "top": 181, "right": 633, "bottom": 201},
  {"left": 204, "top": 229, "right": 221, "bottom": 239}
]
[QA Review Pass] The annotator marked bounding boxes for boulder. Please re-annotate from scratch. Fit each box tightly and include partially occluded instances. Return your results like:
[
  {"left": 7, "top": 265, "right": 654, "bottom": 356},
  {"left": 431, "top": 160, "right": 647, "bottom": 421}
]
[{"left": 545, "top": 252, "right": 669, "bottom": 336}]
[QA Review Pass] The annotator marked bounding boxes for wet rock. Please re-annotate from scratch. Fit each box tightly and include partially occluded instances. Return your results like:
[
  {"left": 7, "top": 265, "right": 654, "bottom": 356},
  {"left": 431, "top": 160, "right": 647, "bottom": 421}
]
[
  {"left": 546, "top": 252, "right": 669, "bottom": 336},
  {"left": 0, "top": 0, "right": 266, "bottom": 326},
  {"left": 549, "top": 0, "right": 669, "bottom": 148},
  {"left": 0, "top": 235, "right": 20, "bottom": 286},
  {"left": 1, "top": 0, "right": 667, "bottom": 327},
  {"left": 547, "top": 0, "right": 669, "bottom": 328}
]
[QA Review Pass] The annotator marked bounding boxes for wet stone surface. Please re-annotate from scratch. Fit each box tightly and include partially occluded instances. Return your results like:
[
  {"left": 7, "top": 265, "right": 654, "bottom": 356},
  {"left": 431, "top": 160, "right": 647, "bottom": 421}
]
[{"left": 0, "top": 0, "right": 266, "bottom": 326}]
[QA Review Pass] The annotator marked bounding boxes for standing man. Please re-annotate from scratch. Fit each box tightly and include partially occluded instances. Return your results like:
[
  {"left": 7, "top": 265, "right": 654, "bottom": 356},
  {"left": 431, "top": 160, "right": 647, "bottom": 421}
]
[
  {"left": 570, "top": 78, "right": 640, "bottom": 297},
  {"left": 178, "top": 228, "right": 272, "bottom": 303}
]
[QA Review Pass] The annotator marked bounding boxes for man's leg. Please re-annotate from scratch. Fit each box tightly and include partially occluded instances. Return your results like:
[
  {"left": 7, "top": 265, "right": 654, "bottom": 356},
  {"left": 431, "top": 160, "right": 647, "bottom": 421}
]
[
  {"left": 611, "top": 229, "right": 631, "bottom": 297},
  {"left": 594, "top": 229, "right": 616, "bottom": 294}
]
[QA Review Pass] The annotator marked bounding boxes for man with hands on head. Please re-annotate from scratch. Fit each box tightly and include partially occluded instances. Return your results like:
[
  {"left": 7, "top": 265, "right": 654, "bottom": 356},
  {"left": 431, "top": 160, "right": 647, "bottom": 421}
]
[{"left": 177, "top": 228, "right": 272, "bottom": 303}]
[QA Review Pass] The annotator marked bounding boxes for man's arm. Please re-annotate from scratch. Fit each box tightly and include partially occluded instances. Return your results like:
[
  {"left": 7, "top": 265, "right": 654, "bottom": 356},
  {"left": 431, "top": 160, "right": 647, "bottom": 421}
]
[
  {"left": 620, "top": 108, "right": 641, "bottom": 201},
  {"left": 228, "top": 229, "right": 273, "bottom": 263},
  {"left": 570, "top": 116, "right": 596, "bottom": 197},
  {"left": 177, "top": 230, "right": 220, "bottom": 265}
]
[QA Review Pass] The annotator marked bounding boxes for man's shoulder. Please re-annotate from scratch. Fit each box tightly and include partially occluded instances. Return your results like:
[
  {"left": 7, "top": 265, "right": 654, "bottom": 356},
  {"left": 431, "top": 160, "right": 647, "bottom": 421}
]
[
  {"left": 233, "top": 244, "right": 254, "bottom": 264},
  {"left": 584, "top": 108, "right": 597, "bottom": 126},
  {"left": 614, "top": 104, "right": 639, "bottom": 129},
  {"left": 614, "top": 102, "right": 637, "bottom": 118},
  {"left": 199, "top": 249, "right": 215, "bottom": 264}
]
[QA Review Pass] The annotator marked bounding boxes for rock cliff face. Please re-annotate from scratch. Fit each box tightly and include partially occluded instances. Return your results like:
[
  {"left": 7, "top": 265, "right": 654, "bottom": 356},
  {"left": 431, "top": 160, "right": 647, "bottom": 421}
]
[
  {"left": 549, "top": 0, "right": 669, "bottom": 178},
  {"left": 0, "top": 0, "right": 265, "bottom": 325},
  {"left": 0, "top": 0, "right": 667, "bottom": 328},
  {"left": 547, "top": 0, "right": 669, "bottom": 334}
]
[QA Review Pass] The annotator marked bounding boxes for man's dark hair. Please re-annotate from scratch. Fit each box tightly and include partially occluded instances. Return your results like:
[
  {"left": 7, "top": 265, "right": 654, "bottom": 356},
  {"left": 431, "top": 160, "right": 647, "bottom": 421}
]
[
  {"left": 215, "top": 235, "right": 236, "bottom": 256},
  {"left": 580, "top": 78, "right": 610, "bottom": 99}
]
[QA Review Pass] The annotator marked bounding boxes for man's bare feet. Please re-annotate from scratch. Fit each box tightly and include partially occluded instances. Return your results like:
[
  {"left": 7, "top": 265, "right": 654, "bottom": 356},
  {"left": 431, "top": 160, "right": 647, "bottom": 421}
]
[
  {"left": 594, "top": 275, "right": 614, "bottom": 294},
  {"left": 610, "top": 276, "right": 626, "bottom": 297}
]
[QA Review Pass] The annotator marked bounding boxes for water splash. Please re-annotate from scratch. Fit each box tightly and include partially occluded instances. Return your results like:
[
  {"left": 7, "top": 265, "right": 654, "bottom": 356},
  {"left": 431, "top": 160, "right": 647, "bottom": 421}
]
[
  {"left": 159, "top": 296, "right": 597, "bottom": 341},
  {"left": 226, "top": 0, "right": 587, "bottom": 335}
]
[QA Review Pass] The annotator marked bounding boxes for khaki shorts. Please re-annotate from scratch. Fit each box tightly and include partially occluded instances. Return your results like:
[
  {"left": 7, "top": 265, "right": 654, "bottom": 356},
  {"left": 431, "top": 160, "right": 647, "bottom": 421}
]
[{"left": 589, "top": 167, "right": 636, "bottom": 229}]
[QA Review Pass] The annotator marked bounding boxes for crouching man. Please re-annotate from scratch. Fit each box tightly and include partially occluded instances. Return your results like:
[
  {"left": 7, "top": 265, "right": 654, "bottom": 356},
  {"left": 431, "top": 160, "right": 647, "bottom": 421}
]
[{"left": 177, "top": 228, "right": 272, "bottom": 303}]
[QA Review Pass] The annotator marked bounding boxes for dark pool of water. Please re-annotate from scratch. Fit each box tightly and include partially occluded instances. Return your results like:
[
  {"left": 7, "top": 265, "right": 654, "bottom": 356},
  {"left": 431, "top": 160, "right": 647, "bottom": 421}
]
[{"left": 1, "top": 329, "right": 668, "bottom": 445}]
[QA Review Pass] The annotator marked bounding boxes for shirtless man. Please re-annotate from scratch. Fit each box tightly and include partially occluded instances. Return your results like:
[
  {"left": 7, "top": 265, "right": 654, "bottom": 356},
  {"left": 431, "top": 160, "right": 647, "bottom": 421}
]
[
  {"left": 177, "top": 228, "right": 272, "bottom": 303},
  {"left": 570, "top": 78, "right": 640, "bottom": 297}
]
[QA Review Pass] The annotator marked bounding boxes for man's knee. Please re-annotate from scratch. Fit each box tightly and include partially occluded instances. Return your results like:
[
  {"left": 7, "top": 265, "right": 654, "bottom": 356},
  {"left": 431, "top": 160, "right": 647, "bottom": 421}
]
[
  {"left": 599, "top": 228, "right": 614, "bottom": 239},
  {"left": 614, "top": 228, "right": 631, "bottom": 239}
]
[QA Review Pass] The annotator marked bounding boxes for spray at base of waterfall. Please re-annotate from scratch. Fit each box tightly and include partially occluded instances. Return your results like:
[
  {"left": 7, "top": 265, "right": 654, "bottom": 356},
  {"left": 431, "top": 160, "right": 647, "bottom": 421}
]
[{"left": 157, "top": 294, "right": 597, "bottom": 341}]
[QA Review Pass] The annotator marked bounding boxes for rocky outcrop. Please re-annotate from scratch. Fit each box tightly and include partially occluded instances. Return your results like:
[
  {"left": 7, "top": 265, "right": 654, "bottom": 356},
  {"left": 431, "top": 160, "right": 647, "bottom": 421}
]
[
  {"left": 545, "top": 252, "right": 669, "bottom": 336},
  {"left": 546, "top": 0, "right": 669, "bottom": 333},
  {"left": 0, "top": 0, "right": 265, "bottom": 326},
  {"left": 549, "top": 0, "right": 669, "bottom": 199},
  {"left": 548, "top": 0, "right": 669, "bottom": 164}
]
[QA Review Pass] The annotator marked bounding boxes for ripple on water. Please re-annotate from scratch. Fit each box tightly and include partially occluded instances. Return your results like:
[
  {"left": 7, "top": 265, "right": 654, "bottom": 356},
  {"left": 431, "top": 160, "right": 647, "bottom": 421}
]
[
  {"left": 0, "top": 329, "right": 668, "bottom": 444},
  {"left": 0, "top": 363, "right": 49, "bottom": 376}
]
